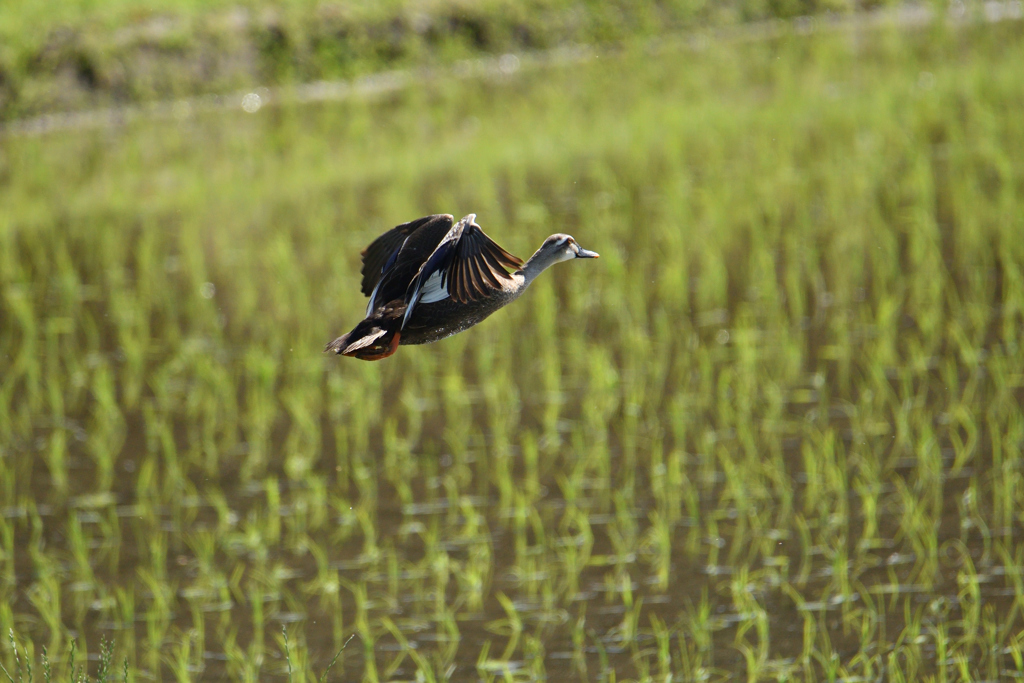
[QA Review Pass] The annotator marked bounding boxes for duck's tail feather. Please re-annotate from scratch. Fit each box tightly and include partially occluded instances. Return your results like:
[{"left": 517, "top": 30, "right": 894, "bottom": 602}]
[
  {"left": 324, "top": 333, "right": 351, "bottom": 354},
  {"left": 325, "top": 319, "right": 402, "bottom": 360}
]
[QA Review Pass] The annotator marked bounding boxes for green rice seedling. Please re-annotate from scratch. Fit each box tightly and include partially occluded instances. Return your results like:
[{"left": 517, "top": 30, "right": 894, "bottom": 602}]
[
  {"left": 485, "top": 593, "right": 523, "bottom": 664},
  {"left": 43, "top": 427, "right": 67, "bottom": 496},
  {"left": 337, "top": 578, "right": 378, "bottom": 682},
  {"left": 615, "top": 592, "right": 644, "bottom": 652},
  {"left": 0, "top": 514, "right": 13, "bottom": 590},
  {"left": 729, "top": 569, "right": 768, "bottom": 674},
  {"left": 677, "top": 590, "right": 714, "bottom": 677},
  {"left": 221, "top": 629, "right": 260, "bottom": 683},
  {"left": 65, "top": 512, "right": 98, "bottom": 596},
  {"left": 379, "top": 617, "right": 414, "bottom": 680},
  {"left": 163, "top": 626, "right": 199, "bottom": 679},
  {"left": 138, "top": 568, "right": 175, "bottom": 674},
  {"left": 523, "top": 633, "right": 546, "bottom": 681},
  {"left": 87, "top": 359, "right": 126, "bottom": 494},
  {"left": 25, "top": 564, "right": 62, "bottom": 656}
]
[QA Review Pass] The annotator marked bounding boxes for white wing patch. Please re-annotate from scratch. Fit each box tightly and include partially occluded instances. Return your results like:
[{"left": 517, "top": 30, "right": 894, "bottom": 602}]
[
  {"left": 417, "top": 270, "right": 450, "bottom": 304},
  {"left": 366, "top": 280, "right": 383, "bottom": 316}
]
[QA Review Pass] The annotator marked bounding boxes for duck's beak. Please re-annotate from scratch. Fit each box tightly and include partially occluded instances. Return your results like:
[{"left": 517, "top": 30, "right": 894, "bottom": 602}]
[{"left": 575, "top": 246, "right": 600, "bottom": 259}]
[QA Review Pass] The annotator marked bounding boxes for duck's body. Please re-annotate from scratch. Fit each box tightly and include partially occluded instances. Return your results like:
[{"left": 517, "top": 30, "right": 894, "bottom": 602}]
[{"left": 326, "top": 213, "right": 598, "bottom": 360}]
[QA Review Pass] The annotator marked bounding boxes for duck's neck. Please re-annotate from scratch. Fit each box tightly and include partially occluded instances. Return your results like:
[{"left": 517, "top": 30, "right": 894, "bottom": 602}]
[{"left": 517, "top": 247, "right": 567, "bottom": 288}]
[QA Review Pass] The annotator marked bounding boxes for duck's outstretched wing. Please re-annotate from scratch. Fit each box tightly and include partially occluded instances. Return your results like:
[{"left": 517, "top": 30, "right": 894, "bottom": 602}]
[
  {"left": 360, "top": 214, "right": 453, "bottom": 296},
  {"left": 360, "top": 214, "right": 454, "bottom": 312},
  {"left": 446, "top": 222, "right": 524, "bottom": 303},
  {"left": 403, "top": 215, "right": 523, "bottom": 327}
]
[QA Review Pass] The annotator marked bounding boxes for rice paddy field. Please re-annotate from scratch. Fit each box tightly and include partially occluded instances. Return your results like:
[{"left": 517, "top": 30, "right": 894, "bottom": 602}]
[{"left": 2, "top": 12, "right": 1024, "bottom": 682}]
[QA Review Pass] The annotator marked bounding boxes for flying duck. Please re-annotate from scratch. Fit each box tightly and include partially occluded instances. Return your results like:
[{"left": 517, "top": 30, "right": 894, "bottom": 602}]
[{"left": 325, "top": 213, "right": 599, "bottom": 360}]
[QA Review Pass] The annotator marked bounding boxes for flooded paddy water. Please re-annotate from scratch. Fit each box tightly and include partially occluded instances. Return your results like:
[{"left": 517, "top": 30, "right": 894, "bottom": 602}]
[{"left": 2, "top": 16, "right": 1024, "bottom": 682}]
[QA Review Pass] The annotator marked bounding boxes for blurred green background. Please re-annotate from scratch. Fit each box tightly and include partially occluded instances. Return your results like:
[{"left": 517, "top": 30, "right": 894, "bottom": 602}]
[{"left": 2, "top": 2, "right": 1024, "bottom": 681}]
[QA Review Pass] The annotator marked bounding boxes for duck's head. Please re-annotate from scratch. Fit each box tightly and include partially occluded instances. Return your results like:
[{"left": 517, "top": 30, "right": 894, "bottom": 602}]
[{"left": 541, "top": 234, "right": 600, "bottom": 262}]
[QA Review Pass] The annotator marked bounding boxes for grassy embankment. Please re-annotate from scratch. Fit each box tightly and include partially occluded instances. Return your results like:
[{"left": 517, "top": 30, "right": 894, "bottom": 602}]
[
  {"left": 0, "top": 0, "right": 894, "bottom": 121},
  {"left": 2, "top": 12, "right": 1024, "bottom": 683}
]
